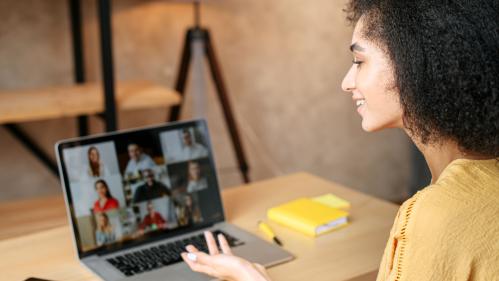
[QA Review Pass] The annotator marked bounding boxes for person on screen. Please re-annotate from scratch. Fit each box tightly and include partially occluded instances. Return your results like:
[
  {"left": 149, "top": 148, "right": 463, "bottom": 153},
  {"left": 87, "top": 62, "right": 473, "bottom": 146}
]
[
  {"left": 93, "top": 179, "right": 119, "bottom": 213},
  {"left": 133, "top": 169, "right": 171, "bottom": 203},
  {"left": 86, "top": 146, "right": 109, "bottom": 178},
  {"left": 139, "top": 201, "right": 167, "bottom": 231},
  {"left": 186, "top": 161, "right": 208, "bottom": 193},
  {"left": 180, "top": 129, "right": 208, "bottom": 160},
  {"left": 175, "top": 194, "right": 202, "bottom": 226},
  {"left": 95, "top": 212, "right": 116, "bottom": 246},
  {"left": 124, "top": 143, "right": 156, "bottom": 176}
]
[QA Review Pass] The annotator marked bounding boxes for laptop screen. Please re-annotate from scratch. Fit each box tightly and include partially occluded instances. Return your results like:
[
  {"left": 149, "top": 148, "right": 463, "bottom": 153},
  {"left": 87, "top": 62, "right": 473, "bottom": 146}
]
[{"left": 56, "top": 120, "right": 225, "bottom": 257}]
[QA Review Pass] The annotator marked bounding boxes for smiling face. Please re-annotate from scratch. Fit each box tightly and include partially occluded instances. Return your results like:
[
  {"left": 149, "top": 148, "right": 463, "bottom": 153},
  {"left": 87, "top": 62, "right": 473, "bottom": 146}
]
[
  {"left": 341, "top": 18, "right": 404, "bottom": 132},
  {"left": 147, "top": 202, "right": 155, "bottom": 216},
  {"left": 97, "top": 213, "right": 108, "bottom": 228},
  {"left": 95, "top": 181, "right": 108, "bottom": 199},
  {"left": 128, "top": 144, "right": 141, "bottom": 161},
  {"left": 143, "top": 169, "right": 154, "bottom": 185},
  {"left": 183, "top": 131, "right": 193, "bottom": 146},
  {"left": 188, "top": 162, "right": 200, "bottom": 181},
  {"left": 88, "top": 147, "right": 100, "bottom": 164}
]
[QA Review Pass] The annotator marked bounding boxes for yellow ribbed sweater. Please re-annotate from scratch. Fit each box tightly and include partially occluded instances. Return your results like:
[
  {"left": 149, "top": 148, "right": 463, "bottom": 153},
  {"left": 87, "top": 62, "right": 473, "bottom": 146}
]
[{"left": 376, "top": 159, "right": 499, "bottom": 281}]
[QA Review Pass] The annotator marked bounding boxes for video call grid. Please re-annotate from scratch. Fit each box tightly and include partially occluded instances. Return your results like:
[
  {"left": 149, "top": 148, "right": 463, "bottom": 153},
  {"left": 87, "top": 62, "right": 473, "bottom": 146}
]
[{"left": 62, "top": 126, "right": 214, "bottom": 251}]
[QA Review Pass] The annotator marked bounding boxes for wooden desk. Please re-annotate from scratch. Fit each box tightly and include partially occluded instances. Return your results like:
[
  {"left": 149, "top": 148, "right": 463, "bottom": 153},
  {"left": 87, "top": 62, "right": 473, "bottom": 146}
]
[{"left": 0, "top": 172, "right": 399, "bottom": 281}]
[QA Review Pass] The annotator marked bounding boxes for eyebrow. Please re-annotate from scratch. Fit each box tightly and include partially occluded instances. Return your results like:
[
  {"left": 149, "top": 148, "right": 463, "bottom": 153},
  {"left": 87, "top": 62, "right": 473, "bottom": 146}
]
[{"left": 350, "top": 42, "right": 365, "bottom": 52}]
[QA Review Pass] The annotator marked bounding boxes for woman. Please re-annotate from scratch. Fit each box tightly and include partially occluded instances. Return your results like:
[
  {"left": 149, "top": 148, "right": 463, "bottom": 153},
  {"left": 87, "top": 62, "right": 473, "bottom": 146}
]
[
  {"left": 93, "top": 179, "right": 119, "bottom": 213},
  {"left": 179, "top": 0, "right": 499, "bottom": 280},
  {"left": 87, "top": 146, "right": 109, "bottom": 178},
  {"left": 95, "top": 212, "right": 116, "bottom": 246}
]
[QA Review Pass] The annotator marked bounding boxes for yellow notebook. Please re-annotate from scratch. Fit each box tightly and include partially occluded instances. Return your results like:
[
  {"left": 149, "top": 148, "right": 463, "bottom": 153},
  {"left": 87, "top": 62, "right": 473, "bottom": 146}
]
[
  {"left": 267, "top": 197, "right": 349, "bottom": 237},
  {"left": 312, "top": 193, "right": 351, "bottom": 210}
]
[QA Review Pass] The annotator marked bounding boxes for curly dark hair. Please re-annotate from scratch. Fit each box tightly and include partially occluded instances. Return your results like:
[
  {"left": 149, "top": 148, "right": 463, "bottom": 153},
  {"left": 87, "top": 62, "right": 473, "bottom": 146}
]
[{"left": 344, "top": 0, "right": 499, "bottom": 157}]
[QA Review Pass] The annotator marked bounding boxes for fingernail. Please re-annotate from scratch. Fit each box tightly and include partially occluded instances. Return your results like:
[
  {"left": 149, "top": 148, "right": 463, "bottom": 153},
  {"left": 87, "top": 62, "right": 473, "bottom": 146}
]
[{"left": 187, "top": 253, "right": 197, "bottom": 262}]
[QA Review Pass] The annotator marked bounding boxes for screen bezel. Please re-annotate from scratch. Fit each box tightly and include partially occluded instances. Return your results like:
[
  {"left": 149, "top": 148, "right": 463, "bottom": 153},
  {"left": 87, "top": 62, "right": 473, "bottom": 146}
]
[{"left": 56, "top": 119, "right": 226, "bottom": 258}]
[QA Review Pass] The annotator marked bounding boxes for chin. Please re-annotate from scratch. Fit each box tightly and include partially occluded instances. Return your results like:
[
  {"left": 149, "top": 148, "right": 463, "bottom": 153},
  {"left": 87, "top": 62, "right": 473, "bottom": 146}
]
[
  {"left": 361, "top": 120, "right": 377, "bottom": 132},
  {"left": 361, "top": 117, "right": 403, "bottom": 132},
  {"left": 361, "top": 118, "right": 387, "bottom": 132}
]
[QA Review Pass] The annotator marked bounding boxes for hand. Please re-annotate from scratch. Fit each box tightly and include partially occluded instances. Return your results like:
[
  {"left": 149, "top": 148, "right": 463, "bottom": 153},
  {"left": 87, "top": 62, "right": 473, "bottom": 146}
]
[{"left": 181, "top": 231, "right": 272, "bottom": 281}]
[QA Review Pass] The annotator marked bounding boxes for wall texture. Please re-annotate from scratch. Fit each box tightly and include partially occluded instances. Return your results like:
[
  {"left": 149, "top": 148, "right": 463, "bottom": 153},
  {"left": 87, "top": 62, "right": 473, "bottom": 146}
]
[{"left": 0, "top": 0, "right": 411, "bottom": 202}]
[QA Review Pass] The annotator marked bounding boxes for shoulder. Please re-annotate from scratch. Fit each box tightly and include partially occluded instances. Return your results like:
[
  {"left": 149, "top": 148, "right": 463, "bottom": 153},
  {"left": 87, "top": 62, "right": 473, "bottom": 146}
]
[
  {"left": 109, "top": 198, "right": 119, "bottom": 206},
  {"left": 194, "top": 143, "right": 208, "bottom": 152},
  {"left": 401, "top": 185, "right": 462, "bottom": 238},
  {"left": 135, "top": 185, "right": 146, "bottom": 193},
  {"left": 143, "top": 154, "right": 155, "bottom": 162},
  {"left": 406, "top": 160, "right": 499, "bottom": 235},
  {"left": 401, "top": 179, "right": 498, "bottom": 253},
  {"left": 125, "top": 160, "right": 134, "bottom": 170}
]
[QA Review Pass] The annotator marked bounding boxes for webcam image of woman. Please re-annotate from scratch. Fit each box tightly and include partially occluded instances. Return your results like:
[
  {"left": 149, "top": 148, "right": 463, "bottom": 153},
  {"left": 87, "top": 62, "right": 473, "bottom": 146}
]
[
  {"left": 87, "top": 146, "right": 109, "bottom": 178},
  {"left": 95, "top": 212, "right": 116, "bottom": 246},
  {"left": 93, "top": 179, "right": 120, "bottom": 213}
]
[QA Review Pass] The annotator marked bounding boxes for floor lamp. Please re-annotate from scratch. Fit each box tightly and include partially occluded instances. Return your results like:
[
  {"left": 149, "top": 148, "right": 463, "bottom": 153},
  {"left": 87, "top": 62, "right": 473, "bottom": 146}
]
[{"left": 169, "top": 1, "right": 250, "bottom": 183}]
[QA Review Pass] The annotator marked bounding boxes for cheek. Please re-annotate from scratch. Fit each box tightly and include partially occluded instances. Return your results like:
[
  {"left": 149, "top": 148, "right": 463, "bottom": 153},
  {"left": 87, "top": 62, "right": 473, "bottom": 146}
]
[
  {"left": 356, "top": 72, "right": 403, "bottom": 131},
  {"left": 362, "top": 97, "right": 403, "bottom": 132}
]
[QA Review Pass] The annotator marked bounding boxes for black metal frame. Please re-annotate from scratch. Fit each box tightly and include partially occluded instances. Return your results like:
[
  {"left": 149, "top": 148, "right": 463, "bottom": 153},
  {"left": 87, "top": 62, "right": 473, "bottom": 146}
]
[
  {"left": 169, "top": 3, "right": 250, "bottom": 183},
  {"left": 97, "top": 0, "right": 117, "bottom": 132},
  {"left": 3, "top": 0, "right": 118, "bottom": 176},
  {"left": 69, "top": 0, "right": 89, "bottom": 137}
]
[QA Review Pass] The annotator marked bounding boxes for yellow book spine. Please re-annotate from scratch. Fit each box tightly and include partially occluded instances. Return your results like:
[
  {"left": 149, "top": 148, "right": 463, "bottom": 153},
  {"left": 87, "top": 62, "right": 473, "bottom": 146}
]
[{"left": 267, "top": 208, "right": 317, "bottom": 237}]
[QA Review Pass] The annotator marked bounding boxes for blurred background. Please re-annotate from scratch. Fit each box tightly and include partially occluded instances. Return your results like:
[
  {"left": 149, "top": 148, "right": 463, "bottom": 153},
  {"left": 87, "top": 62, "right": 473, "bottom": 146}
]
[{"left": 0, "top": 0, "right": 425, "bottom": 203}]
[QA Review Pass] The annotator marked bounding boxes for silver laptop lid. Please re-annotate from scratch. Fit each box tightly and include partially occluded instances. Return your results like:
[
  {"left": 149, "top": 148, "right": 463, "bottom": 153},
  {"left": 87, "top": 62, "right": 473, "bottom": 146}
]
[{"left": 56, "top": 119, "right": 225, "bottom": 258}]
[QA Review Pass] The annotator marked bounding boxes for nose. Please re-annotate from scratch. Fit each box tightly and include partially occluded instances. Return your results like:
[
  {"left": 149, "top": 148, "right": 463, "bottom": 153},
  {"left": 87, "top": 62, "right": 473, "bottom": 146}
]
[{"left": 341, "top": 65, "right": 356, "bottom": 93}]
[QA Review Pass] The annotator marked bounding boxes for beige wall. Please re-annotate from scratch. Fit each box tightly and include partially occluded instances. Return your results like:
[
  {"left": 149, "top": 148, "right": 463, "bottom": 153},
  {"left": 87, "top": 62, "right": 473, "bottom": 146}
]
[{"left": 0, "top": 0, "right": 411, "bottom": 202}]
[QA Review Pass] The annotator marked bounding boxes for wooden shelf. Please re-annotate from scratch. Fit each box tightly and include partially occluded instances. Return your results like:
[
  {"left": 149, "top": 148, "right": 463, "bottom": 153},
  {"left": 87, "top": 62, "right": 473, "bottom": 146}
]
[{"left": 0, "top": 80, "right": 181, "bottom": 124}]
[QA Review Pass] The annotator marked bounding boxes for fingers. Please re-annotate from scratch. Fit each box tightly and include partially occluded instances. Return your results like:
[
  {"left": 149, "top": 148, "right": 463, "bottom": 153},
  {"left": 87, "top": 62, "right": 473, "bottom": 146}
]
[
  {"left": 185, "top": 244, "right": 198, "bottom": 253},
  {"left": 180, "top": 252, "right": 218, "bottom": 277},
  {"left": 183, "top": 244, "right": 214, "bottom": 266},
  {"left": 204, "top": 231, "right": 220, "bottom": 255},
  {"left": 181, "top": 244, "right": 250, "bottom": 281},
  {"left": 217, "top": 234, "right": 233, "bottom": 255}
]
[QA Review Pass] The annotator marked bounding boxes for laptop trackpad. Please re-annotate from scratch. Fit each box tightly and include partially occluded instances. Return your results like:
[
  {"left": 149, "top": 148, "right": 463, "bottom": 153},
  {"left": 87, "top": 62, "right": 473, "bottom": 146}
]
[{"left": 233, "top": 241, "right": 295, "bottom": 268}]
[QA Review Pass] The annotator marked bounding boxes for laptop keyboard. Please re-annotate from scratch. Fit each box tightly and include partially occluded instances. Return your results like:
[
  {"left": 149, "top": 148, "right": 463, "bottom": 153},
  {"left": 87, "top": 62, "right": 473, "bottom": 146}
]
[{"left": 106, "top": 230, "right": 244, "bottom": 277}]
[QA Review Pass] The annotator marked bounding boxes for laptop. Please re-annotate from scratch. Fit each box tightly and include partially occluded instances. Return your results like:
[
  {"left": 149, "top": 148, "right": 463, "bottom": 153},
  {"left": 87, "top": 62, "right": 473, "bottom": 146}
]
[{"left": 56, "top": 119, "right": 293, "bottom": 281}]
